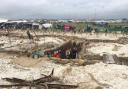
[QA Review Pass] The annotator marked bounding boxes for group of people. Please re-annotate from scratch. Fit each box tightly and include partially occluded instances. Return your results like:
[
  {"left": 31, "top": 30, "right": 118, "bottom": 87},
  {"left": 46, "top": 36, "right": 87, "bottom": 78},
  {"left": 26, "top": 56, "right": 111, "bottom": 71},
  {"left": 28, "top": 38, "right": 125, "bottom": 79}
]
[{"left": 47, "top": 47, "right": 78, "bottom": 59}]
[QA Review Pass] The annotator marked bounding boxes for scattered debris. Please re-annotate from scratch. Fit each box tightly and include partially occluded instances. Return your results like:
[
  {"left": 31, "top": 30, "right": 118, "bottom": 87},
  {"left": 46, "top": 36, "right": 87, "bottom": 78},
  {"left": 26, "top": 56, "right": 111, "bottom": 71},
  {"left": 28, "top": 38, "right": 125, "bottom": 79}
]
[
  {"left": 117, "top": 37, "right": 128, "bottom": 44},
  {"left": 103, "top": 54, "right": 117, "bottom": 64},
  {"left": 0, "top": 31, "right": 128, "bottom": 89},
  {"left": 0, "top": 69, "right": 78, "bottom": 89}
]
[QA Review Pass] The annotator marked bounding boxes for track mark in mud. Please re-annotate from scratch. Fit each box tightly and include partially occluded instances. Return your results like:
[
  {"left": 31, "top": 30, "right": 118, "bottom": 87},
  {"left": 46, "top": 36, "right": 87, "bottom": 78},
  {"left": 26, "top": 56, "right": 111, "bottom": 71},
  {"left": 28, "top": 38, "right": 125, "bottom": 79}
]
[{"left": 88, "top": 73, "right": 112, "bottom": 88}]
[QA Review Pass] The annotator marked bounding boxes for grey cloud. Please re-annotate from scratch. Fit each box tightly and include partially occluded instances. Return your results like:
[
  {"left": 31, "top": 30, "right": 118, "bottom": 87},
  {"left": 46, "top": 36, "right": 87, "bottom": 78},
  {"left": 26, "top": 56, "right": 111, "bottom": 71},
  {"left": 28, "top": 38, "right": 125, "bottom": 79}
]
[{"left": 0, "top": 0, "right": 128, "bottom": 19}]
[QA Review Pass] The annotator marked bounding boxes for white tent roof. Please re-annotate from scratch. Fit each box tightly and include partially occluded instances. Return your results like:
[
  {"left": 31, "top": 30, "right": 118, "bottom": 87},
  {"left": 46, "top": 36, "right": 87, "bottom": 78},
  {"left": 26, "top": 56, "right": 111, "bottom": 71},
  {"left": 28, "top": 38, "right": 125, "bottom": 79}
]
[
  {"left": 0, "top": 18, "right": 8, "bottom": 23},
  {"left": 42, "top": 23, "right": 52, "bottom": 28},
  {"left": 9, "top": 20, "right": 27, "bottom": 23}
]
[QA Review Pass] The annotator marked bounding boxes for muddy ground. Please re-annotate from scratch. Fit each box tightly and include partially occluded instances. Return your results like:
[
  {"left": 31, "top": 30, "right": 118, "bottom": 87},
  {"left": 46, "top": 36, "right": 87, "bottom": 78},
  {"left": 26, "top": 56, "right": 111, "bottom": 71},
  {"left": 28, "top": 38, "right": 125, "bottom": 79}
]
[{"left": 0, "top": 30, "right": 128, "bottom": 89}]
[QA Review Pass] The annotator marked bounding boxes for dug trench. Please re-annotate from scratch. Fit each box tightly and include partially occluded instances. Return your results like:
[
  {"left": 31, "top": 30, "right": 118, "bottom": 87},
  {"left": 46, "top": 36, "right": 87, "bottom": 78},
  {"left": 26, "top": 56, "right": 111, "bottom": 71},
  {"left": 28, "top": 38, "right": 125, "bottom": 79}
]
[
  {"left": 0, "top": 30, "right": 128, "bottom": 67},
  {"left": 0, "top": 37, "right": 128, "bottom": 67},
  {"left": 38, "top": 38, "right": 128, "bottom": 66}
]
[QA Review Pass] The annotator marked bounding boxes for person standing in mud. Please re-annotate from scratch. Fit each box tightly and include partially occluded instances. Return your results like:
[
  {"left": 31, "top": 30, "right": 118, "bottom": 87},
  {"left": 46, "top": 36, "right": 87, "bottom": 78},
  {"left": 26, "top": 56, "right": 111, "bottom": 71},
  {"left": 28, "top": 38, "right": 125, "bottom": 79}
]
[
  {"left": 60, "top": 49, "right": 66, "bottom": 59},
  {"left": 70, "top": 47, "right": 78, "bottom": 59},
  {"left": 47, "top": 51, "right": 52, "bottom": 59},
  {"left": 69, "top": 42, "right": 78, "bottom": 59},
  {"left": 66, "top": 49, "right": 71, "bottom": 59}
]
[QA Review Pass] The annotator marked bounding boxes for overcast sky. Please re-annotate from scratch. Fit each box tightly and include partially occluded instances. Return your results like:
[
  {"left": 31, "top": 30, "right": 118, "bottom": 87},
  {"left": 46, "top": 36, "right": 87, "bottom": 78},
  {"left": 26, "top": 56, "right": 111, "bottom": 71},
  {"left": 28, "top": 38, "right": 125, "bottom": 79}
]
[{"left": 0, "top": 0, "right": 128, "bottom": 19}]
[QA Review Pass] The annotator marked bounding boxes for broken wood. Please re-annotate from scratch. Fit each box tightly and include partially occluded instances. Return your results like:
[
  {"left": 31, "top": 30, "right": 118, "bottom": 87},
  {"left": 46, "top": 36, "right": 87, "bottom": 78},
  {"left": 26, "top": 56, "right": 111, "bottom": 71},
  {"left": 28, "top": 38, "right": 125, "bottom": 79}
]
[
  {"left": 0, "top": 83, "right": 78, "bottom": 89},
  {"left": 2, "top": 78, "right": 28, "bottom": 84},
  {"left": 0, "top": 68, "right": 78, "bottom": 89},
  {"left": 47, "top": 84, "right": 78, "bottom": 88}
]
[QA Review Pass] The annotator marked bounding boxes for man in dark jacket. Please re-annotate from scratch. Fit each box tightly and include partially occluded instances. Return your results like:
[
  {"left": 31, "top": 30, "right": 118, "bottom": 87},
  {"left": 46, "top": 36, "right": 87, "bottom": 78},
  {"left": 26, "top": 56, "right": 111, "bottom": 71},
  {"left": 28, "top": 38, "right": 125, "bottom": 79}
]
[{"left": 70, "top": 47, "right": 77, "bottom": 59}]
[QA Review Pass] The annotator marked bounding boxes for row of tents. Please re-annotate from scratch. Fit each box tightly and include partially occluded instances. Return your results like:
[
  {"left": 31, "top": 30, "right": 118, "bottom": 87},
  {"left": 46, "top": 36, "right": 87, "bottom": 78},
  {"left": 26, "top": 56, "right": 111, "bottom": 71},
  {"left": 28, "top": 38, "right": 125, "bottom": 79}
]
[
  {"left": 0, "top": 21, "right": 75, "bottom": 32},
  {"left": 0, "top": 22, "right": 53, "bottom": 30},
  {"left": 0, "top": 19, "right": 75, "bottom": 31},
  {"left": 0, "top": 20, "right": 128, "bottom": 33},
  {"left": 85, "top": 25, "right": 128, "bottom": 33}
]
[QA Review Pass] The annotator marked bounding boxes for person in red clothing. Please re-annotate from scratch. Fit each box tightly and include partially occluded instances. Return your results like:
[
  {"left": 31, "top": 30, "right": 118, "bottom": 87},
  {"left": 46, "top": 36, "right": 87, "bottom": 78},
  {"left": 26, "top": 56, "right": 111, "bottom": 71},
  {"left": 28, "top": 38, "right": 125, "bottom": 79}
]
[
  {"left": 53, "top": 50, "right": 61, "bottom": 58},
  {"left": 53, "top": 51, "right": 57, "bottom": 57}
]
